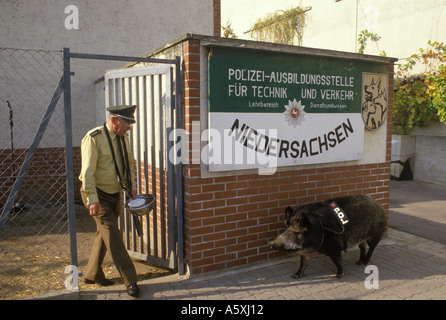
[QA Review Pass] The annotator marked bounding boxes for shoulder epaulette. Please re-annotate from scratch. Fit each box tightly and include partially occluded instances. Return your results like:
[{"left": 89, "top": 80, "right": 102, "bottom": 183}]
[{"left": 90, "top": 129, "right": 101, "bottom": 137}]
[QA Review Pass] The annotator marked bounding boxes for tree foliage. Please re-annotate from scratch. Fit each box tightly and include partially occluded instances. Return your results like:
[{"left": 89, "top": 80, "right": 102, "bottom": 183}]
[
  {"left": 357, "top": 30, "right": 386, "bottom": 57},
  {"left": 248, "top": 6, "right": 309, "bottom": 45},
  {"left": 222, "top": 21, "right": 237, "bottom": 39},
  {"left": 393, "top": 41, "right": 446, "bottom": 134}
]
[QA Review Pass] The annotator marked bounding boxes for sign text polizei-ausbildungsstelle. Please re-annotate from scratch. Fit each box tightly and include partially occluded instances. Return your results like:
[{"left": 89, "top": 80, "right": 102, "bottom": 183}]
[{"left": 207, "top": 47, "right": 388, "bottom": 172}]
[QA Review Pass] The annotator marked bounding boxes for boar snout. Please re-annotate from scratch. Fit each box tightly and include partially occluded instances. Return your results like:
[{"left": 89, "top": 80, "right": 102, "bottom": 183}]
[
  {"left": 269, "top": 234, "right": 303, "bottom": 251},
  {"left": 269, "top": 239, "right": 282, "bottom": 251}
]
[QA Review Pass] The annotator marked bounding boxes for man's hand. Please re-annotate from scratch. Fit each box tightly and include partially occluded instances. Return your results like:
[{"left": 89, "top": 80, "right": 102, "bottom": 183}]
[
  {"left": 88, "top": 202, "right": 101, "bottom": 216},
  {"left": 130, "top": 190, "right": 137, "bottom": 200}
]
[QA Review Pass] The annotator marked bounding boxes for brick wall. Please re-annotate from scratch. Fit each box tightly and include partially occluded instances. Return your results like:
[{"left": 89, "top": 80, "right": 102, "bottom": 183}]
[
  {"left": 184, "top": 165, "right": 391, "bottom": 274},
  {"left": 181, "top": 38, "right": 394, "bottom": 275},
  {"left": 213, "top": 0, "right": 221, "bottom": 37}
]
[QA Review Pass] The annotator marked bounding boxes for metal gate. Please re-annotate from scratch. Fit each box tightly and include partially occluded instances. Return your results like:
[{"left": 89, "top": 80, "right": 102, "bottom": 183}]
[
  {"left": 104, "top": 65, "right": 179, "bottom": 270},
  {"left": 64, "top": 49, "right": 184, "bottom": 275}
]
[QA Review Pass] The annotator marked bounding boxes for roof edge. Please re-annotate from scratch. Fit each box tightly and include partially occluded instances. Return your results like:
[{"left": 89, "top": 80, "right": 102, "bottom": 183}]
[{"left": 150, "top": 33, "right": 398, "bottom": 64}]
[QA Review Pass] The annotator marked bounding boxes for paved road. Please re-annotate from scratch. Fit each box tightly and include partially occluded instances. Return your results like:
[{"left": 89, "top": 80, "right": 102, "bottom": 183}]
[
  {"left": 73, "top": 228, "right": 446, "bottom": 301},
  {"left": 389, "top": 180, "right": 446, "bottom": 244}
]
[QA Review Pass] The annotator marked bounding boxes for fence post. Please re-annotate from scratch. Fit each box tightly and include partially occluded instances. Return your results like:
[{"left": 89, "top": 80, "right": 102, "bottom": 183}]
[{"left": 63, "top": 48, "right": 78, "bottom": 269}]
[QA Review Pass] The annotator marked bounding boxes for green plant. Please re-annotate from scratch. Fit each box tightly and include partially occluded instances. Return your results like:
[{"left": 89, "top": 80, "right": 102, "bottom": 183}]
[
  {"left": 222, "top": 21, "right": 237, "bottom": 39},
  {"left": 393, "top": 41, "right": 446, "bottom": 134},
  {"left": 357, "top": 30, "right": 386, "bottom": 56},
  {"left": 393, "top": 76, "right": 434, "bottom": 134},
  {"left": 248, "top": 6, "right": 309, "bottom": 45}
]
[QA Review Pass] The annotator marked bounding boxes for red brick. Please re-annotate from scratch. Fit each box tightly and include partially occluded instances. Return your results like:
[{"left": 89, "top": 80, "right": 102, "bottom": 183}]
[
  {"left": 214, "top": 222, "right": 236, "bottom": 232},
  {"left": 227, "top": 258, "right": 247, "bottom": 269},
  {"left": 238, "top": 248, "right": 258, "bottom": 258},
  {"left": 203, "top": 216, "right": 225, "bottom": 226},
  {"left": 226, "top": 243, "right": 247, "bottom": 253},
  {"left": 226, "top": 212, "right": 247, "bottom": 222},
  {"left": 227, "top": 181, "right": 248, "bottom": 189}
]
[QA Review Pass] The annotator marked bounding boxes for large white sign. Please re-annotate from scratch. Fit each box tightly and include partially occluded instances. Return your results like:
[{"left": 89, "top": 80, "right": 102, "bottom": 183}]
[
  {"left": 207, "top": 47, "right": 388, "bottom": 172},
  {"left": 208, "top": 112, "right": 363, "bottom": 172}
]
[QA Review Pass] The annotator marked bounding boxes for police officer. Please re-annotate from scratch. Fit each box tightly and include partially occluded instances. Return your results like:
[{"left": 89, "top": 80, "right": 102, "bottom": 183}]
[{"left": 79, "top": 105, "right": 140, "bottom": 298}]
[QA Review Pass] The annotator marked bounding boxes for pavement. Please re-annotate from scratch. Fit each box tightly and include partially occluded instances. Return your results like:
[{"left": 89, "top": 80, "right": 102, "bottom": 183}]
[
  {"left": 388, "top": 180, "right": 446, "bottom": 245},
  {"left": 35, "top": 180, "right": 446, "bottom": 302}
]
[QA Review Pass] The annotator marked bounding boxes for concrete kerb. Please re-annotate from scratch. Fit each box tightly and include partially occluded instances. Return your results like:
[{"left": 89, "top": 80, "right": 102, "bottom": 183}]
[{"left": 24, "top": 288, "right": 80, "bottom": 300}]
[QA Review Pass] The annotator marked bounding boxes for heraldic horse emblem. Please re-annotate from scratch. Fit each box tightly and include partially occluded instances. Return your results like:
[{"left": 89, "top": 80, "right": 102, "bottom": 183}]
[{"left": 361, "top": 74, "right": 387, "bottom": 130}]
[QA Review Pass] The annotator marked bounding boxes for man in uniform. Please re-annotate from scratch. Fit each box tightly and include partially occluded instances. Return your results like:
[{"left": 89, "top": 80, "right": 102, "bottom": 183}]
[{"left": 79, "top": 105, "right": 140, "bottom": 298}]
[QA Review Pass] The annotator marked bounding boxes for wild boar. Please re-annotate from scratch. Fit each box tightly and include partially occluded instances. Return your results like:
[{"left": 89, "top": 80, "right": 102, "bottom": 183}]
[{"left": 269, "top": 195, "right": 386, "bottom": 278}]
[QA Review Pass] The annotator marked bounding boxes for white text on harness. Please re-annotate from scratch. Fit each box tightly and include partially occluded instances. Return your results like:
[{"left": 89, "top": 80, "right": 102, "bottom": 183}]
[{"left": 329, "top": 201, "right": 350, "bottom": 225}]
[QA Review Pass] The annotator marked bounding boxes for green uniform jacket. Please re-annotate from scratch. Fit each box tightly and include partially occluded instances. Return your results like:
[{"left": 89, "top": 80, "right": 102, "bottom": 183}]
[{"left": 79, "top": 122, "right": 136, "bottom": 206}]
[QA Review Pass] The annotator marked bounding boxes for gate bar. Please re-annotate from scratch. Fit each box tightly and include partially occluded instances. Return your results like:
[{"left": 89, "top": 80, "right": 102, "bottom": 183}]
[
  {"left": 63, "top": 48, "right": 78, "bottom": 269},
  {"left": 67, "top": 52, "right": 177, "bottom": 65},
  {"left": 175, "top": 56, "right": 184, "bottom": 275}
]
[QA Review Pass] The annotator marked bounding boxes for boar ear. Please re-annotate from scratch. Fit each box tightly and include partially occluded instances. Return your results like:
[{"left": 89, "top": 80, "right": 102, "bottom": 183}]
[
  {"left": 298, "top": 212, "right": 311, "bottom": 230},
  {"left": 285, "top": 206, "right": 296, "bottom": 226},
  {"left": 285, "top": 206, "right": 294, "bottom": 220}
]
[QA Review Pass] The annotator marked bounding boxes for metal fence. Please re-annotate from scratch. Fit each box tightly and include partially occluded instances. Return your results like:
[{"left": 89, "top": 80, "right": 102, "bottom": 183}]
[
  {"left": 0, "top": 47, "right": 184, "bottom": 299},
  {"left": 0, "top": 48, "right": 73, "bottom": 299}
]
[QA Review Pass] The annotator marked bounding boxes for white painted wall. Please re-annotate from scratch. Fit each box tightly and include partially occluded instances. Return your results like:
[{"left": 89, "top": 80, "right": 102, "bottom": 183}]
[
  {"left": 409, "top": 121, "right": 446, "bottom": 185},
  {"left": 1, "top": 0, "right": 214, "bottom": 146},
  {"left": 413, "top": 135, "right": 446, "bottom": 185},
  {"left": 222, "top": 1, "right": 446, "bottom": 184},
  {"left": 222, "top": 0, "right": 446, "bottom": 63}
]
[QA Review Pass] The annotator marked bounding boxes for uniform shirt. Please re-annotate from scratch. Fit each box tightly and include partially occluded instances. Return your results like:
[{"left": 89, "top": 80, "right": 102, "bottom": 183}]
[{"left": 79, "top": 122, "right": 136, "bottom": 206}]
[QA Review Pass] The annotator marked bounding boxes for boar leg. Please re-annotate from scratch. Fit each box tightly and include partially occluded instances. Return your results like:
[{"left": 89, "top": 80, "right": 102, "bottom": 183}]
[
  {"left": 357, "top": 241, "right": 368, "bottom": 265},
  {"left": 357, "top": 237, "right": 381, "bottom": 265},
  {"left": 292, "top": 254, "right": 312, "bottom": 279},
  {"left": 363, "top": 237, "right": 381, "bottom": 264},
  {"left": 327, "top": 251, "right": 344, "bottom": 278}
]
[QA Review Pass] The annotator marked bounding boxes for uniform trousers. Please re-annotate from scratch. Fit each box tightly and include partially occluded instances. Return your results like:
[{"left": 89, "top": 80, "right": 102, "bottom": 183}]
[{"left": 81, "top": 188, "right": 137, "bottom": 287}]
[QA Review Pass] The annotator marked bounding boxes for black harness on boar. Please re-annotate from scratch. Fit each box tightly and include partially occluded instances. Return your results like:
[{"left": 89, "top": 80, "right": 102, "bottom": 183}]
[{"left": 269, "top": 195, "right": 387, "bottom": 279}]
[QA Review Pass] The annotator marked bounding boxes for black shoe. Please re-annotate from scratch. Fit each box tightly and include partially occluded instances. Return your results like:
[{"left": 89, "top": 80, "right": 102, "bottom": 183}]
[
  {"left": 84, "top": 278, "right": 114, "bottom": 286},
  {"left": 127, "top": 283, "right": 140, "bottom": 298}
]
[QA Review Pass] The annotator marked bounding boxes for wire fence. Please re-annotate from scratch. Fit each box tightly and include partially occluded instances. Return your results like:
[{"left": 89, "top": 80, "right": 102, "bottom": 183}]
[{"left": 0, "top": 47, "right": 75, "bottom": 299}]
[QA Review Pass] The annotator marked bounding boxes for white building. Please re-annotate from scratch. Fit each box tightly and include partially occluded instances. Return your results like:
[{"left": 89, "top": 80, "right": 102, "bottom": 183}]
[
  {"left": 1, "top": 0, "right": 220, "bottom": 144},
  {"left": 222, "top": 0, "right": 446, "bottom": 185},
  {"left": 222, "top": 0, "right": 446, "bottom": 67}
]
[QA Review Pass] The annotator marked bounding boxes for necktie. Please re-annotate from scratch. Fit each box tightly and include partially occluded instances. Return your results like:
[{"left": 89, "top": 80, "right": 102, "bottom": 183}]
[
  {"left": 116, "top": 135, "right": 131, "bottom": 190},
  {"left": 103, "top": 123, "right": 131, "bottom": 191}
]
